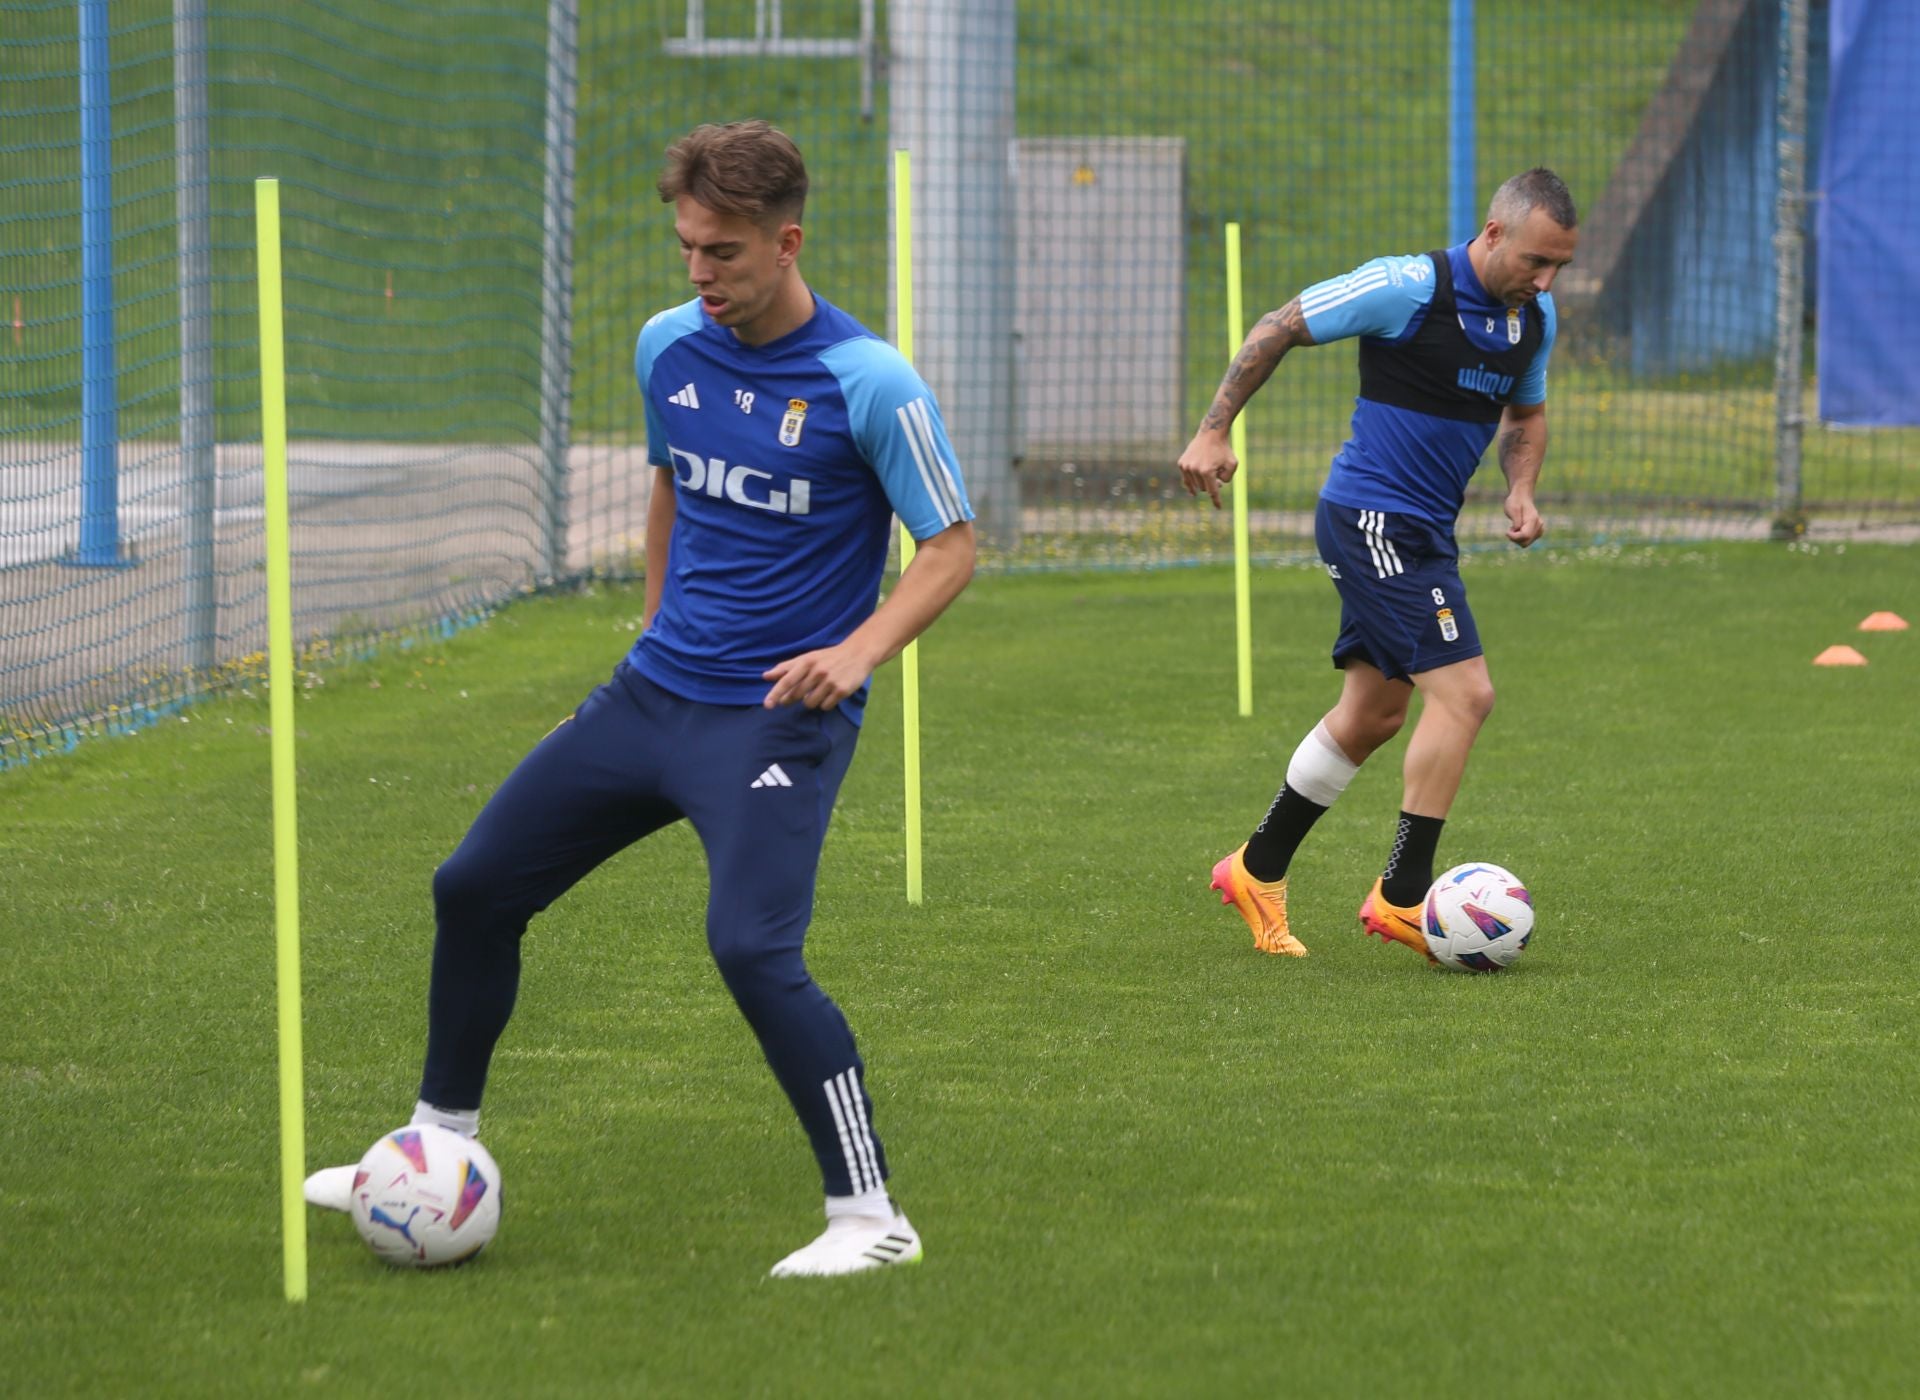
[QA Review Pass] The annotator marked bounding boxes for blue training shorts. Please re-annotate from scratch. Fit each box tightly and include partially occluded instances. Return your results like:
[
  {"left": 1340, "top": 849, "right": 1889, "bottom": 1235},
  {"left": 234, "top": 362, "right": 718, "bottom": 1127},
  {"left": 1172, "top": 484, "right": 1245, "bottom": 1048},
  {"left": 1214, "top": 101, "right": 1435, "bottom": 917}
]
[{"left": 1313, "top": 496, "right": 1483, "bottom": 682}]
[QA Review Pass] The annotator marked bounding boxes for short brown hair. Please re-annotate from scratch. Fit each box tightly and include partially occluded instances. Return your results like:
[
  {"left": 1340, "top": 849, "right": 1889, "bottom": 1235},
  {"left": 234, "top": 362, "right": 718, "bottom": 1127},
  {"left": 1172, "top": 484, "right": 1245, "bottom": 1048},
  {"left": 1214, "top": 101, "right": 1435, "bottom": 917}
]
[{"left": 657, "top": 120, "right": 809, "bottom": 229}]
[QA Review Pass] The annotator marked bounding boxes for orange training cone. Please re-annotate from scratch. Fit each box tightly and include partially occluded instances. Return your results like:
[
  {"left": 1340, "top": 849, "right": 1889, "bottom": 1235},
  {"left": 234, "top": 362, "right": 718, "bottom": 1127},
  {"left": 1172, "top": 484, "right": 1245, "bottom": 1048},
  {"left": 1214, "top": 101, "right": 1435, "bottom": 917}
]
[
  {"left": 1813, "top": 645, "right": 1868, "bottom": 667},
  {"left": 1858, "top": 612, "right": 1909, "bottom": 632}
]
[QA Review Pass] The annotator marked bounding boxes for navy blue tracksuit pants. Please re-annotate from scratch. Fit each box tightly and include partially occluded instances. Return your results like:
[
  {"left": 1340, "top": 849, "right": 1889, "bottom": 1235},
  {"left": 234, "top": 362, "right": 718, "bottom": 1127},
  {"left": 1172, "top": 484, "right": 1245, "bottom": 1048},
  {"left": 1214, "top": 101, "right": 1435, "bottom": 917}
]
[{"left": 419, "top": 660, "right": 887, "bottom": 1198}]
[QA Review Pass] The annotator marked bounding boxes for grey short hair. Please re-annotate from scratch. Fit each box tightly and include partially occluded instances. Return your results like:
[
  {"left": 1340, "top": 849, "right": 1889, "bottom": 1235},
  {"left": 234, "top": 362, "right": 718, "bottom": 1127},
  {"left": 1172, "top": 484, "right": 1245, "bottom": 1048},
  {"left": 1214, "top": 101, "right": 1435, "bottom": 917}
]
[{"left": 1488, "top": 168, "right": 1577, "bottom": 231}]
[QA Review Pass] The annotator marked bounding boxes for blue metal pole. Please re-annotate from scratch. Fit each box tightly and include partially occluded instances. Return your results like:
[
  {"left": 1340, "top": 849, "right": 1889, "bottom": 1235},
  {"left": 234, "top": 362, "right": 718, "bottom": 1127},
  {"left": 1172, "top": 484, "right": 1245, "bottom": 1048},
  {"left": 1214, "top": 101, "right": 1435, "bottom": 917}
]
[
  {"left": 76, "top": 0, "right": 126, "bottom": 566},
  {"left": 1449, "top": 0, "right": 1477, "bottom": 245}
]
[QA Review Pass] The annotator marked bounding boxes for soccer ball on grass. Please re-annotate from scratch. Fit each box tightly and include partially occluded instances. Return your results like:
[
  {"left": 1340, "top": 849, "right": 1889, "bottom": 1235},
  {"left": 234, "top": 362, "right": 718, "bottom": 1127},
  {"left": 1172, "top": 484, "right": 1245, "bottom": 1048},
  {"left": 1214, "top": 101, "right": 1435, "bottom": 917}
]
[
  {"left": 349, "top": 1124, "right": 502, "bottom": 1267},
  {"left": 1422, "top": 862, "right": 1534, "bottom": 972}
]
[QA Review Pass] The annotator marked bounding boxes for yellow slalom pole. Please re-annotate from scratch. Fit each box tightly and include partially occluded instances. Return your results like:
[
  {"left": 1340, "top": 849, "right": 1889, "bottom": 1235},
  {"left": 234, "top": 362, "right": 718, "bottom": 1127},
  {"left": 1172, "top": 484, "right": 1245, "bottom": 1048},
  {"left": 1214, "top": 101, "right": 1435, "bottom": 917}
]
[
  {"left": 1225, "top": 223, "right": 1254, "bottom": 718},
  {"left": 893, "top": 148, "right": 923, "bottom": 906},
  {"left": 256, "top": 177, "right": 308, "bottom": 1303}
]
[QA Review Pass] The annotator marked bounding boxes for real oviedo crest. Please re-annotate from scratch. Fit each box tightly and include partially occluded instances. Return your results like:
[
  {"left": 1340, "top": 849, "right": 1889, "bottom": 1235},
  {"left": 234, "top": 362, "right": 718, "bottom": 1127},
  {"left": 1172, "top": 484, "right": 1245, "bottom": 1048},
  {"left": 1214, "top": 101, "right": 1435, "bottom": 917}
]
[{"left": 779, "top": 399, "right": 808, "bottom": 447}]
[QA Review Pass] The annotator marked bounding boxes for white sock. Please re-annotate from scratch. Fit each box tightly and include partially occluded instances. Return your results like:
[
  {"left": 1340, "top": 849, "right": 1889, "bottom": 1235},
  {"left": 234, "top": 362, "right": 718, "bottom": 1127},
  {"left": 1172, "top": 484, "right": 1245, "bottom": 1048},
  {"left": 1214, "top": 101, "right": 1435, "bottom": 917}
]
[
  {"left": 825, "top": 1184, "right": 894, "bottom": 1221},
  {"left": 411, "top": 1099, "right": 480, "bottom": 1138}
]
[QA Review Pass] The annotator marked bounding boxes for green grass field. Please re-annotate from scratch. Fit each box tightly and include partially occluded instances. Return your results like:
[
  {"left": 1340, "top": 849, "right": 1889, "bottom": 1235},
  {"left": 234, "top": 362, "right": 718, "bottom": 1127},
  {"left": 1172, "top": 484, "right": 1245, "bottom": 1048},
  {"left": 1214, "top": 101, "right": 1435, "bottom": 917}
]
[{"left": 4, "top": 543, "right": 1917, "bottom": 1396}]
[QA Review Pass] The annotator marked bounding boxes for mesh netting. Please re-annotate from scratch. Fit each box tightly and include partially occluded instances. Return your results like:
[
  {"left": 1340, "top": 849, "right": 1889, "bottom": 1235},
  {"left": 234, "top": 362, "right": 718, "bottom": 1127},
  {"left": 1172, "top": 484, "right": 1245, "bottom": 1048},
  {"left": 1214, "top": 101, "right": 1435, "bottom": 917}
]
[{"left": 4, "top": 1, "right": 1913, "bottom": 764}]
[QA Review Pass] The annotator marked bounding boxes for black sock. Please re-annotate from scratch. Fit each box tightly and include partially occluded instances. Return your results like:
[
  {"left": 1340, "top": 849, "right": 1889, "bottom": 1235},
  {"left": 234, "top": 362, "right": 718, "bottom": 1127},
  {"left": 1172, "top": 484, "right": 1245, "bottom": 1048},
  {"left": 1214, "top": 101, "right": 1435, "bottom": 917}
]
[
  {"left": 1381, "top": 811, "right": 1445, "bottom": 907},
  {"left": 1242, "top": 785, "right": 1328, "bottom": 882}
]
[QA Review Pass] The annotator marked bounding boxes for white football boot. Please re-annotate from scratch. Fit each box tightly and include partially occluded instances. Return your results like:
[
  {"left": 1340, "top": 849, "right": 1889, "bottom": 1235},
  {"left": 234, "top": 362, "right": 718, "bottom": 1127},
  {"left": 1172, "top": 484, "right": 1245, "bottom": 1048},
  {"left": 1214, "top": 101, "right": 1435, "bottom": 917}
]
[
  {"left": 302, "top": 1164, "right": 356, "bottom": 1213},
  {"left": 306, "top": 1103, "right": 482, "bottom": 1213},
  {"left": 769, "top": 1208, "right": 923, "bottom": 1278}
]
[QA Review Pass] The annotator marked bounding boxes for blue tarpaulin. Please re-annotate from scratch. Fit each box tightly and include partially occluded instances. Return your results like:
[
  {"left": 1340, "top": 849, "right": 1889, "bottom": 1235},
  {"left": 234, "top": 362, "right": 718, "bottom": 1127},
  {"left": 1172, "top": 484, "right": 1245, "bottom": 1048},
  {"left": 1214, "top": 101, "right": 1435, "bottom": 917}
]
[{"left": 1817, "top": 0, "right": 1920, "bottom": 425}]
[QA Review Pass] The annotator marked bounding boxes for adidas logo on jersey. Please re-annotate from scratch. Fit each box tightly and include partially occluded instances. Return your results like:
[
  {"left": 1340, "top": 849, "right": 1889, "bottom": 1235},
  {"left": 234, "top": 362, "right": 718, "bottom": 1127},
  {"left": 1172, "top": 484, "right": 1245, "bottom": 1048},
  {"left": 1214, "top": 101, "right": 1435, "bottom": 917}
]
[
  {"left": 750, "top": 764, "right": 794, "bottom": 790},
  {"left": 668, "top": 382, "right": 701, "bottom": 409}
]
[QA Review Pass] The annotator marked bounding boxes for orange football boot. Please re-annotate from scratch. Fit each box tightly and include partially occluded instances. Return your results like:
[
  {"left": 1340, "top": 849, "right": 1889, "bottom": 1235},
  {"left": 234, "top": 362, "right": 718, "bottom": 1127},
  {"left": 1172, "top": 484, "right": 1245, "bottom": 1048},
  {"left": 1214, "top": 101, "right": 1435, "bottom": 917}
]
[
  {"left": 1210, "top": 844, "right": 1307, "bottom": 957},
  {"left": 1357, "top": 876, "right": 1437, "bottom": 961}
]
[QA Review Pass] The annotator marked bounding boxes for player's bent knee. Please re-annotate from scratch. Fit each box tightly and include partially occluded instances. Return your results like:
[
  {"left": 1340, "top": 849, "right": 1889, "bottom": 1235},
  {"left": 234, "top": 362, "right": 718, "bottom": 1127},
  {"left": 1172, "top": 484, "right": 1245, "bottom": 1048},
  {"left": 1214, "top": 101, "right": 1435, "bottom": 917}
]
[
  {"left": 432, "top": 847, "right": 511, "bottom": 921},
  {"left": 1329, "top": 699, "right": 1407, "bottom": 758},
  {"left": 1441, "top": 683, "right": 1496, "bottom": 728},
  {"left": 1354, "top": 707, "right": 1407, "bottom": 752},
  {"left": 707, "top": 933, "right": 809, "bottom": 1001}
]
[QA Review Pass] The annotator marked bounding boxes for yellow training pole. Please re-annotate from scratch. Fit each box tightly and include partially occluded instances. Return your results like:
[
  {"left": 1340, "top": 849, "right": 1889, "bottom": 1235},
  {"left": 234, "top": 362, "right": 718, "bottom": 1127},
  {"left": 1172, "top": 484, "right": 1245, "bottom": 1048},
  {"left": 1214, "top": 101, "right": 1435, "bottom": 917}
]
[
  {"left": 890, "top": 144, "right": 921, "bottom": 906},
  {"left": 1225, "top": 223, "right": 1254, "bottom": 718},
  {"left": 893, "top": 148, "right": 923, "bottom": 905},
  {"left": 256, "top": 177, "right": 308, "bottom": 1303}
]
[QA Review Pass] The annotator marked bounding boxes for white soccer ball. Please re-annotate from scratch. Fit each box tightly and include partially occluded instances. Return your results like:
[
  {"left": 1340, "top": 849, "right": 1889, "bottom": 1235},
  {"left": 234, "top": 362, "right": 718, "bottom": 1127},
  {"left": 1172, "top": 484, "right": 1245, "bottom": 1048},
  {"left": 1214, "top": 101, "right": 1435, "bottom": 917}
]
[
  {"left": 349, "top": 1124, "right": 502, "bottom": 1268},
  {"left": 1422, "top": 862, "right": 1535, "bottom": 972}
]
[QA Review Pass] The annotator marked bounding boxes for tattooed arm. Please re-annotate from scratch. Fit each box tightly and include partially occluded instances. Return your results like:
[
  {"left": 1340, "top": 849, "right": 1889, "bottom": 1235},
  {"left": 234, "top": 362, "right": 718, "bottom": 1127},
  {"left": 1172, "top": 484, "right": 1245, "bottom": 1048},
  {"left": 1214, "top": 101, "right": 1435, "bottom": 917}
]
[
  {"left": 1494, "top": 400, "right": 1547, "bottom": 546},
  {"left": 1200, "top": 297, "right": 1315, "bottom": 433},
  {"left": 1177, "top": 297, "right": 1316, "bottom": 509}
]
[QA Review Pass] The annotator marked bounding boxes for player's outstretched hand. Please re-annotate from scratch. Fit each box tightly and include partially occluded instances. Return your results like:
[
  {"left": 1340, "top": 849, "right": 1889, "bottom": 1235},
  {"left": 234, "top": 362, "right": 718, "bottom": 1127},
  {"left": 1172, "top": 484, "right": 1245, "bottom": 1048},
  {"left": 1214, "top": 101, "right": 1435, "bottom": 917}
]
[
  {"left": 762, "top": 644, "right": 871, "bottom": 710},
  {"left": 1177, "top": 431, "right": 1238, "bottom": 510},
  {"left": 1505, "top": 494, "right": 1544, "bottom": 547}
]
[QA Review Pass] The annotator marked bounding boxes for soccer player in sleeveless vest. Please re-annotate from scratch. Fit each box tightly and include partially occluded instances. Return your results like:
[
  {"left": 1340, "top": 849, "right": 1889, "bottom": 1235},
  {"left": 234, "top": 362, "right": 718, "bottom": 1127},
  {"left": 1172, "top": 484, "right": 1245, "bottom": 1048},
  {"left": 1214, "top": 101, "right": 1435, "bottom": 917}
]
[
  {"left": 303, "top": 121, "right": 976, "bottom": 1277},
  {"left": 1178, "top": 170, "right": 1577, "bottom": 959}
]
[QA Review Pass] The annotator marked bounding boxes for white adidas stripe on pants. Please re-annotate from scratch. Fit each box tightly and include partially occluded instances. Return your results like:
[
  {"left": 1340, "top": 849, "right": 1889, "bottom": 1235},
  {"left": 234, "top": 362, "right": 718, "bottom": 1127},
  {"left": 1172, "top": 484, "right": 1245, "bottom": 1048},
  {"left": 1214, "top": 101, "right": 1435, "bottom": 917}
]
[{"left": 823, "top": 1068, "right": 882, "bottom": 1194}]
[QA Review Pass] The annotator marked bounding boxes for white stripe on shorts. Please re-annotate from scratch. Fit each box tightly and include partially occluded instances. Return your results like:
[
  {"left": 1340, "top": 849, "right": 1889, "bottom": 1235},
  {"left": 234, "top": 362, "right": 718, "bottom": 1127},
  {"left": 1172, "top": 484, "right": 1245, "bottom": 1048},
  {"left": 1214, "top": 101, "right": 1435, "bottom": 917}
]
[
  {"left": 1359, "top": 510, "right": 1387, "bottom": 578},
  {"left": 1360, "top": 510, "right": 1403, "bottom": 579}
]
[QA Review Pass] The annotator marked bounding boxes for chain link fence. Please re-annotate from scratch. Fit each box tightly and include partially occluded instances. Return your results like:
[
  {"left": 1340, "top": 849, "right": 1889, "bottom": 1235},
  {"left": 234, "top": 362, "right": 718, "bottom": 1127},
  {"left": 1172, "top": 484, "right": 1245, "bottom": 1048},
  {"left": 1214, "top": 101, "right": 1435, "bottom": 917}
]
[{"left": 4, "top": 0, "right": 1914, "bottom": 765}]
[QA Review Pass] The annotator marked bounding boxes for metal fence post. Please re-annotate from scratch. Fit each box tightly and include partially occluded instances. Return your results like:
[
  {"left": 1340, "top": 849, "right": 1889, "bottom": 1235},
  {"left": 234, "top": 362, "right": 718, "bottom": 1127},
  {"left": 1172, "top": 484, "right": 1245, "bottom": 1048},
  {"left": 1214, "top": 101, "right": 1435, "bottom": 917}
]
[
  {"left": 889, "top": 0, "right": 1018, "bottom": 545},
  {"left": 74, "top": 0, "right": 127, "bottom": 567},
  {"left": 1450, "top": 0, "right": 1477, "bottom": 244},
  {"left": 1770, "top": 0, "right": 1809, "bottom": 539},
  {"left": 174, "top": 0, "right": 216, "bottom": 671},
  {"left": 540, "top": 0, "right": 579, "bottom": 583}
]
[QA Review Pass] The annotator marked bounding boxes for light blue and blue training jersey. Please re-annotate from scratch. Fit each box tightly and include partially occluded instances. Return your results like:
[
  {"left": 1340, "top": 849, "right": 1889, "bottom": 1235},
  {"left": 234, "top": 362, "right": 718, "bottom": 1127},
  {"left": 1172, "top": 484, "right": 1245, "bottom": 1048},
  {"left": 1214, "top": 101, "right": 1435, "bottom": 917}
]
[
  {"left": 630, "top": 294, "right": 972, "bottom": 725},
  {"left": 1300, "top": 241, "right": 1557, "bottom": 522}
]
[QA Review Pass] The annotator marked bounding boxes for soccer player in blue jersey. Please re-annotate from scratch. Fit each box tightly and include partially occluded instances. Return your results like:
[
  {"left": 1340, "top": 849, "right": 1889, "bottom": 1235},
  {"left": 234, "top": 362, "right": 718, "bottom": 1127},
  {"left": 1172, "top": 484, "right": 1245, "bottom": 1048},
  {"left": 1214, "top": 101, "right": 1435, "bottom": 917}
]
[
  {"left": 306, "top": 121, "right": 976, "bottom": 1277},
  {"left": 1178, "top": 169, "right": 1577, "bottom": 959}
]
